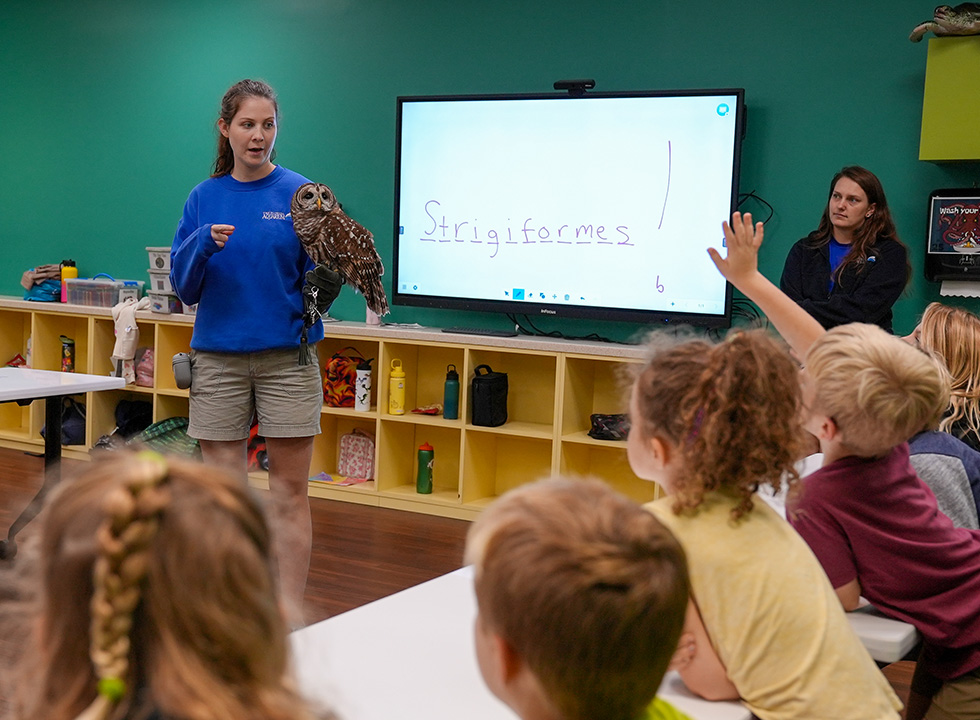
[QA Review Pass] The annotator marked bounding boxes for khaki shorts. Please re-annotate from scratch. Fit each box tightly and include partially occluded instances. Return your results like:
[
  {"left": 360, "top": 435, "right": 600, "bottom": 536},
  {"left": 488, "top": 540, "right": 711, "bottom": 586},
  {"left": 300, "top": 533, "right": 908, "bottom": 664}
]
[
  {"left": 911, "top": 655, "right": 980, "bottom": 720},
  {"left": 187, "top": 348, "right": 322, "bottom": 441}
]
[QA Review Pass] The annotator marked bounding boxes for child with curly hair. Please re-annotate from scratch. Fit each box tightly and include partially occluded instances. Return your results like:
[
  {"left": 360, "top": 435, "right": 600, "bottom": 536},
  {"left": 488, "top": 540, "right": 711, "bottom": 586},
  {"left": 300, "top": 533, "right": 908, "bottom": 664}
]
[
  {"left": 629, "top": 328, "right": 901, "bottom": 719},
  {"left": 3, "top": 451, "right": 331, "bottom": 720}
]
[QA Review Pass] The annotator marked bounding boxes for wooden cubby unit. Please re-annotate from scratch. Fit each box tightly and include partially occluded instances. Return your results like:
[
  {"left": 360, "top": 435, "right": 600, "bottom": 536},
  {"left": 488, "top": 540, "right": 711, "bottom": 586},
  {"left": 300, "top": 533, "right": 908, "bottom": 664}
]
[{"left": 0, "top": 297, "right": 662, "bottom": 519}]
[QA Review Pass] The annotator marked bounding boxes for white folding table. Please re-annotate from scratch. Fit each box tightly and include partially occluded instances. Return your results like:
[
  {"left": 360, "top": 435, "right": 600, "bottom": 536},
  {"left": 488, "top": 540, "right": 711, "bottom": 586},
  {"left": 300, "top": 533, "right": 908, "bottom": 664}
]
[
  {"left": 0, "top": 367, "right": 125, "bottom": 557},
  {"left": 290, "top": 566, "right": 752, "bottom": 720}
]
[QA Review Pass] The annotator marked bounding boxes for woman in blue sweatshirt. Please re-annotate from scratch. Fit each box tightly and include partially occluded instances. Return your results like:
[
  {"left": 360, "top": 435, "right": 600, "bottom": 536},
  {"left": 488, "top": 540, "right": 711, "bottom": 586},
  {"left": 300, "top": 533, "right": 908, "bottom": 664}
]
[{"left": 170, "top": 79, "right": 324, "bottom": 626}]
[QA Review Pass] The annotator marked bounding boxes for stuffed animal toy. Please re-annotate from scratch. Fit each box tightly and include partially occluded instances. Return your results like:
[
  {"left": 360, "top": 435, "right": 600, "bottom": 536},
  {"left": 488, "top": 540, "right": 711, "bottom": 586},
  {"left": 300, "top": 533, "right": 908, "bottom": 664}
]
[{"left": 910, "top": 3, "right": 980, "bottom": 41}]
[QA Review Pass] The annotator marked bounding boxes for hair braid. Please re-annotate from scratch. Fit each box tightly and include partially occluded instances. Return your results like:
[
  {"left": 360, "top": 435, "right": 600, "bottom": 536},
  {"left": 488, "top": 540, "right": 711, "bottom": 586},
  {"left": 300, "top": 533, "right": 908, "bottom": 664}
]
[{"left": 77, "top": 452, "right": 170, "bottom": 720}]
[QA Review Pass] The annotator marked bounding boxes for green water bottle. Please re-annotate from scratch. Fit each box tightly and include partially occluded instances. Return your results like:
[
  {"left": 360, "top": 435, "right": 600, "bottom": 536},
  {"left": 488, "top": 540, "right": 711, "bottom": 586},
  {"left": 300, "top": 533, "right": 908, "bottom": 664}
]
[{"left": 417, "top": 442, "right": 434, "bottom": 494}]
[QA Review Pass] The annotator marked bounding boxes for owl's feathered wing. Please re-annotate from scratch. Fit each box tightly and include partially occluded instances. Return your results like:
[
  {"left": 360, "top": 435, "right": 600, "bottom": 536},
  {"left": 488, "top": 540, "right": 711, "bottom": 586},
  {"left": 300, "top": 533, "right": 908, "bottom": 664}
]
[
  {"left": 321, "top": 209, "right": 389, "bottom": 317},
  {"left": 291, "top": 184, "right": 389, "bottom": 317}
]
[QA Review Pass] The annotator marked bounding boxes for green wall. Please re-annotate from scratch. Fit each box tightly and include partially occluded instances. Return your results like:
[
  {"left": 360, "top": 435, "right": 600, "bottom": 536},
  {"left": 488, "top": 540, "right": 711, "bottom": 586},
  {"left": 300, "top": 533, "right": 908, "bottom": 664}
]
[{"left": 3, "top": 0, "right": 979, "bottom": 339}]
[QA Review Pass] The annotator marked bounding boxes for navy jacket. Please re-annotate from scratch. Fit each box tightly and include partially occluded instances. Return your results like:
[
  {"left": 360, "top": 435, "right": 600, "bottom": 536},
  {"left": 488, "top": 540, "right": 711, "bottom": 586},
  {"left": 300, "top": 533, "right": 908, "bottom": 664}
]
[{"left": 779, "top": 236, "right": 907, "bottom": 332}]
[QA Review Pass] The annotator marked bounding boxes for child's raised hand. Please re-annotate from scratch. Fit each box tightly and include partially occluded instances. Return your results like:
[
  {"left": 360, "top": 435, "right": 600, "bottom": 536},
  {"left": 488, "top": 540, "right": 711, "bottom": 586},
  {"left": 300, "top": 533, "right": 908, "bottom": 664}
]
[
  {"left": 211, "top": 224, "right": 235, "bottom": 249},
  {"left": 707, "top": 211, "right": 764, "bottom": 290}
]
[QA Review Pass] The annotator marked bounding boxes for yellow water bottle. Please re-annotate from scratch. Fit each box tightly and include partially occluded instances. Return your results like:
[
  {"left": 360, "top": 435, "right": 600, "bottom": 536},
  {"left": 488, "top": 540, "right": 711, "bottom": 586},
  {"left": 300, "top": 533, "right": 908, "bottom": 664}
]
[
  {"left": 389, "top": 358, "right": 406, "bottom": 415},
  {"left": 60, "top": 259, "right": 77, "bottom": 303}
]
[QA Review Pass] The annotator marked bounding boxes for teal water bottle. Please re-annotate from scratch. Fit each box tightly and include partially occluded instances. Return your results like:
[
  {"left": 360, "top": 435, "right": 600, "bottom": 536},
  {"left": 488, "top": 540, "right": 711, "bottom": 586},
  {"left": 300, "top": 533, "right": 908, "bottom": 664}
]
[
  {"left": 443, "top": 364, "right": 460, "bottom": 420},
  {"left": 417, "top": 442, "right": 434, "bottom": 494}
]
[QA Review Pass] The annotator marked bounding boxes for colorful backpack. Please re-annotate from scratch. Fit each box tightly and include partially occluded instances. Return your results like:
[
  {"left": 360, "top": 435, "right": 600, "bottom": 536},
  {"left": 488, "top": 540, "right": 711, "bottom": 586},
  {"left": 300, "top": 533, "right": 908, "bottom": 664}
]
[{"left": 323, "top": 347, "right": 367, "bottom": 408}]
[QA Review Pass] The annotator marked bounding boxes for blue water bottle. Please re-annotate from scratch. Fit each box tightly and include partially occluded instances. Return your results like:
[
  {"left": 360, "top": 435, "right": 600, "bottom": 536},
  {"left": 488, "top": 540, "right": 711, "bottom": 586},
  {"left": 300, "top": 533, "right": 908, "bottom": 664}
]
[{"left": 443, "top": 364, "right": 460, "bottom": 420}]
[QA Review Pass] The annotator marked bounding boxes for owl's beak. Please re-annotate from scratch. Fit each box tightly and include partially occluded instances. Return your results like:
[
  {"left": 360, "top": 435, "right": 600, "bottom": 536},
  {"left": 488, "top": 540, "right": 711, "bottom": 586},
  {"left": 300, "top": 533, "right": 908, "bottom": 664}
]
[{"left": 316, "top": 197, "right": 322, "bottom": 210}]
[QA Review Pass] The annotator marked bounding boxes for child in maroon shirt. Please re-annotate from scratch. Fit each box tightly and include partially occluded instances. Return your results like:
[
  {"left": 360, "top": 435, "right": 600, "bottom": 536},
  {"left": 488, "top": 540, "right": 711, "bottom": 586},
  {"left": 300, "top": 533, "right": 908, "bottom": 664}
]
[{"left": 711, "top": 211, "right": 980, "bottom": 720}]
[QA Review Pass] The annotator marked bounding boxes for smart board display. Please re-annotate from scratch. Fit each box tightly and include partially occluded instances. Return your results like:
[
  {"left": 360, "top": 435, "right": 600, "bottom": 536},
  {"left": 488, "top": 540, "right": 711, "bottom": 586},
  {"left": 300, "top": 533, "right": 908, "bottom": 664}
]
[{"left": 393, "top": 89, "right": 746, "bottom": 327}]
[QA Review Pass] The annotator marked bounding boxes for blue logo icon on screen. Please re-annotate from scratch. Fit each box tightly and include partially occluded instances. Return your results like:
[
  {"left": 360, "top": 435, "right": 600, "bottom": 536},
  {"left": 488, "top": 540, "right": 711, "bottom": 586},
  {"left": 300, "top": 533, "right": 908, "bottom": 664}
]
[
  {"left": 513, "top": 288, "right": 525, "bottom": 300},
  {"left": 716, "top": 103, "right": 730, "bottom": 117}
]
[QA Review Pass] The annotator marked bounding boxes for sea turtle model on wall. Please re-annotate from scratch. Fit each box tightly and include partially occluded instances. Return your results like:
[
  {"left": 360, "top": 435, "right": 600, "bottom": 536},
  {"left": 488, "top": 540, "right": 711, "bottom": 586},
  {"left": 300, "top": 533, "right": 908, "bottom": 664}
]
[{"left": 910, "top": 3, "right": 980, "bottom": 41}]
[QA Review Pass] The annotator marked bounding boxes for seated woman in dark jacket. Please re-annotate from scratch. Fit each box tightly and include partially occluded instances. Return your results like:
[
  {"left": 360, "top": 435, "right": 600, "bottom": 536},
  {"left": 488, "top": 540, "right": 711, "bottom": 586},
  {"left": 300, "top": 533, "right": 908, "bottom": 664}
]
[{"left": 780, "top": 166, "right": 910, "bottom": 332}]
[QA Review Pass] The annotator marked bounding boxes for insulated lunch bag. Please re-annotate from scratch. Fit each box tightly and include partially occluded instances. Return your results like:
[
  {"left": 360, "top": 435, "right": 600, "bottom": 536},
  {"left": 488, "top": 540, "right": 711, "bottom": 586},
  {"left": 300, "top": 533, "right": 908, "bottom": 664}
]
[
  {"left": 337, "top": 428, "right": 375, "bottom": 480},
  {"left": 323, "top": 347, "right": 368, "bottom": 408},
  {"left": 470, "top": 364, "right": 508, "bottom": 427}
]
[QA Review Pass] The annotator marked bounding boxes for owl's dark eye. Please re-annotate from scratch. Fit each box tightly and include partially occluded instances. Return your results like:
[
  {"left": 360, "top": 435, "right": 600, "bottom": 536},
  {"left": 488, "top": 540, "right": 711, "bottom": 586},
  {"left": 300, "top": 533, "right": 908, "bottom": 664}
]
[{"left": 303, "top": 192, "right": 314, "bottom": 200}]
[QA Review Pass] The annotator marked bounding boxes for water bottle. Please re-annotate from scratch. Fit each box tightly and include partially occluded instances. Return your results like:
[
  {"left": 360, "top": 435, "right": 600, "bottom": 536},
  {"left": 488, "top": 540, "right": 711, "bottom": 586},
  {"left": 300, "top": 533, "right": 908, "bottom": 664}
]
[
  {"left": 389, "top": 358, "right": 406, "bottom": 415},
  {"left": 60, "top": 259, "right": 77, "bottom": 303},
  {"left": 354, "top": 358, "right": 373, "bottom": 412},
  {"left": 417, "top": 442, "right": 434, "bottom": 494},
  {"left": 443, "top": 363, "right": 460, "bottom": 420}
]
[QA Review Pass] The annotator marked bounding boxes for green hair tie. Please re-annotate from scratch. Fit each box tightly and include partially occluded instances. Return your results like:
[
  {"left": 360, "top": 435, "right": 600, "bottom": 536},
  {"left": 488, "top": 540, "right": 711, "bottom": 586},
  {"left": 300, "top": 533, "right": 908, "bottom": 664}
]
[{"left": 97, "top": 676, "right": 127, "bottom": 702}]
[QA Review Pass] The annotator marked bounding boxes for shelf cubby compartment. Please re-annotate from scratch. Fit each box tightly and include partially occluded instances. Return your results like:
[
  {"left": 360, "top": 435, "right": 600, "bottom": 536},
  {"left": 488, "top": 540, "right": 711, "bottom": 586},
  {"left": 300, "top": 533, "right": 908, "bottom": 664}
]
[
  {"left": 0, "top": 309, "right": 31, "bottom": 366},
  {"left": 379, "top": 341, "right": 464, "bottom": 419},
  {"left": 90, "top": 317, "right": 157, "bottom": 379},
  {"left": 461, "top": 430, "right": 554, "bottom": 510},
  {"left": 376, "top": 419, "right": 462, "bottom": 516},
  {"left": 560, "top": 355, "right": 637, "bottom": 438},
  {"left": 153, "top": 393, "right": 189, "bottom": 423},
  {"left": 0, "top": 310, "right": 33, "bottom": 442},
  {"left": 307, "top": 414, "right": 379, "bottom": 503},
  {"left": 464, "top": 348, "right": 558, "bottom": 434},
  {"left": 318, "top": 336, "right": 381, "bottom": 412},
  {"left": 32, "top": 311, "right": 91, "bottom": 374},
  {"left": 87, "top": 388, "right": 154, "bottom": 443},
  {"left": 152, "top": 320, "right": 193, "bottom": 392},
  {"left": 0, "top": 400, "right": 32, "bottom": 444},
  {"left": 558, "top": 440, "right": 662, "bottom": 506}
]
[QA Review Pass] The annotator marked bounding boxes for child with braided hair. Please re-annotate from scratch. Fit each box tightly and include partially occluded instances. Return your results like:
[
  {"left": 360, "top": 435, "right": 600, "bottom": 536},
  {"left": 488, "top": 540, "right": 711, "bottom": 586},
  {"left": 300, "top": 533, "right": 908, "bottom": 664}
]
[
  {"left": 4, "top": 451, "right": 331, "bottom": 720},
  {"left": 628, "top": 328, "right": 902, "bottom": 719}
]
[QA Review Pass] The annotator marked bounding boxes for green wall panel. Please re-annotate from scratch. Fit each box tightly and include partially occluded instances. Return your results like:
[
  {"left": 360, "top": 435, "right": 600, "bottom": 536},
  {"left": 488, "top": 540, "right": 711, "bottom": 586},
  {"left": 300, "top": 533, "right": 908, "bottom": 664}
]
[{"left": 3, "top": 0, "right": 979, "bottom": 340}]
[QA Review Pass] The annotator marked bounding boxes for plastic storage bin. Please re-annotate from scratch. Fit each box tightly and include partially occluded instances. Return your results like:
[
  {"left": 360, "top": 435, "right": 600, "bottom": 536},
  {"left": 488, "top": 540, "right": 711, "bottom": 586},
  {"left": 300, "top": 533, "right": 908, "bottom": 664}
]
[
  {"left": 148, "top": 292, "right": 182, "bottom": 314},
  {"left": 147, "top": 270, "right": 174, "bottom": 294},
  {"left": 146, "top": 246, "right": 171, "bottom": 271},
  {"left": 65, "top": 278, "right": 144, "bottom": 307}
]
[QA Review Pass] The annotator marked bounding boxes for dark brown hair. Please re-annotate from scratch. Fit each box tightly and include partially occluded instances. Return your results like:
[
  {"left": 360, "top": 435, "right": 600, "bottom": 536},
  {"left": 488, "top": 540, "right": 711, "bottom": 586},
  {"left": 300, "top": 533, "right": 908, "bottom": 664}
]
[
  {"left": 806, "top": 165, "right": 910, "bottom": 286},
  {"left": 212, "top": 79, "right": 279, "bottom": 178},
  {"left": 632, "top": 329, "right": 807, "bottom": 520}
]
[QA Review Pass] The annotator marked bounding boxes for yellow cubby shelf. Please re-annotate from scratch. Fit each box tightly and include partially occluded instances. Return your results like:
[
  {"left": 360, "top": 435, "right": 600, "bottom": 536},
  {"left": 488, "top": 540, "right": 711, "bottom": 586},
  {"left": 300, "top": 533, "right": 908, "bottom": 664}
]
[{"left": 0, "top": 297, "right": 649, "bottom": 521}]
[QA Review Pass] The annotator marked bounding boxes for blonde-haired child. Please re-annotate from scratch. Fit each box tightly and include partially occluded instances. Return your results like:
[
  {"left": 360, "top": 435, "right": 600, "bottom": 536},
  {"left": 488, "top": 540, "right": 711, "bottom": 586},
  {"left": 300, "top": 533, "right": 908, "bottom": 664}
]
[
  {"left": 910, "top": 301, "right": 980, "bottom": 451},
  {"left": 630, "top": 327, "right": 901, "bottom": 719},
  {"left": 711, "top": 211, "right": 980, "bottom": 720},
  {"left": 4, "top": 451, "right": 331, "bottom": 720},
  {"left": 465, "top": 477, "right": 692, "bottom": 720}
]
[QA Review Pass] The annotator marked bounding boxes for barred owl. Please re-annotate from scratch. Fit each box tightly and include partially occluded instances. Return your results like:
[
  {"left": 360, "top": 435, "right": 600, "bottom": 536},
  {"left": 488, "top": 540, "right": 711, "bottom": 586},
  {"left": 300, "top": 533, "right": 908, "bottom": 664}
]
[{"left": 291, "top": 182, "right": 390, "bottom": 317}]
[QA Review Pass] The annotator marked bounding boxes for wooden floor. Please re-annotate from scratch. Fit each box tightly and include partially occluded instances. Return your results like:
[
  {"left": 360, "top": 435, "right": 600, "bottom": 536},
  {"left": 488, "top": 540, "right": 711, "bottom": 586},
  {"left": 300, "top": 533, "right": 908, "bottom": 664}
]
[{"left": 0, "top": 447, "right": 470, "bottom": 625}]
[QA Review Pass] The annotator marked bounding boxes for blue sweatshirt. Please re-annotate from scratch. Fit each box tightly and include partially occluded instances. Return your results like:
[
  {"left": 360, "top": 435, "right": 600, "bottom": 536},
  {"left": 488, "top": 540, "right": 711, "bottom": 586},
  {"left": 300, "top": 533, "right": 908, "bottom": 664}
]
[{"left": 170, "top": 166, "right": 323, "bottom": 352}]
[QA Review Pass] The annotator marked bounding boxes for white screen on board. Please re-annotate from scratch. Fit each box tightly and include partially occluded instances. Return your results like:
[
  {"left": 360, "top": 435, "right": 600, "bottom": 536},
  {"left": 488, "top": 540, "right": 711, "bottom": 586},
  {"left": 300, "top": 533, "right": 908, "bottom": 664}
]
[{"left": 393, "top": 91, "right": 743, "bottom": 325}]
